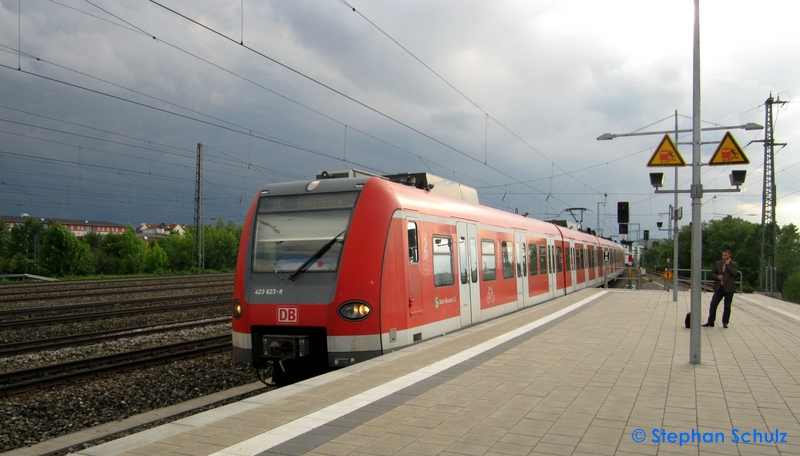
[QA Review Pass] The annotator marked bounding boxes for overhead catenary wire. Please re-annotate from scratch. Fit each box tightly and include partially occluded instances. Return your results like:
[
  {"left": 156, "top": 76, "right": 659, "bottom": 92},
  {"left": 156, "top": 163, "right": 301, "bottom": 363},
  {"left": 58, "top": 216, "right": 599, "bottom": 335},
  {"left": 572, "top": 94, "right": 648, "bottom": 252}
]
[
  {"left": 2, "top": 7, "right": 495, "bottom": 194},
  {"left": 337, "top": 0, "right": 608, "bottom": 197},
  {"left": 9, "top": 1, "right": 629, "bottom": 220},
  {"left": 145, "top": 0, "right": 568, "bottom": 206},
  {"left": 3, "top": 2, "right": 788, "bottom": 230}
]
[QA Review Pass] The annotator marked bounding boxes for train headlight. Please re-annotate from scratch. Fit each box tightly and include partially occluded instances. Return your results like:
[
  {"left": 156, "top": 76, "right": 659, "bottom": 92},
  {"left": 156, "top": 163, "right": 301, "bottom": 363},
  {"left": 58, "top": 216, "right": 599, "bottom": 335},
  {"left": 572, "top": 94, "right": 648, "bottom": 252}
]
[
  {"left": 338, "top": 301, "right": 371, "bottom": 321},
  {"left": 232, "top": 300, "right": 243, "bottom": 319}
]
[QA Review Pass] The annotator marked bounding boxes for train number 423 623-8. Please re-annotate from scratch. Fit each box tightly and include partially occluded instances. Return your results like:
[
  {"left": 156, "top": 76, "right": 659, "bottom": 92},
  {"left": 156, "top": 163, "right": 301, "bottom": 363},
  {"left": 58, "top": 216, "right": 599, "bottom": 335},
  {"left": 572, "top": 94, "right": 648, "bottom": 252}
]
[{"left": 254, "top": 288, "right": 283, "bottom": 295}]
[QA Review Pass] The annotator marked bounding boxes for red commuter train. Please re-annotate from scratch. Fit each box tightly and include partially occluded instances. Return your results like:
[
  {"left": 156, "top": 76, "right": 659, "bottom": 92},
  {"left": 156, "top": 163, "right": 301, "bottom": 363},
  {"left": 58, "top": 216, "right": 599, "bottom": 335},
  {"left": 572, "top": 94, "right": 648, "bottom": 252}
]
[{"left": 232, "top": 171, "right": 624, "bottom": 384}]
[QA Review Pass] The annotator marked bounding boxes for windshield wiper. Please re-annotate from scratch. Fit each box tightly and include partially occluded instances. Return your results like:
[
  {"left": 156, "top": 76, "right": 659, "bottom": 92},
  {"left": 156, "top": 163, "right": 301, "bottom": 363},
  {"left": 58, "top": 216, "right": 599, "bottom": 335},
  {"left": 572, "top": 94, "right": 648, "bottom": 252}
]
[{"left": 288, "top": 230, "right": 346, "bottom": 281}]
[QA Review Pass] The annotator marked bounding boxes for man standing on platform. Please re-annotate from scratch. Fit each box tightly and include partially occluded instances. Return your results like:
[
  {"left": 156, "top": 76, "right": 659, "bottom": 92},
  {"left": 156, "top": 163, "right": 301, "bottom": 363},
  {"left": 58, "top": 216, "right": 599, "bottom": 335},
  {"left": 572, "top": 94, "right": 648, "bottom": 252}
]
[{"left": 702, "top": 250, "right": 738, "bottom": 328}]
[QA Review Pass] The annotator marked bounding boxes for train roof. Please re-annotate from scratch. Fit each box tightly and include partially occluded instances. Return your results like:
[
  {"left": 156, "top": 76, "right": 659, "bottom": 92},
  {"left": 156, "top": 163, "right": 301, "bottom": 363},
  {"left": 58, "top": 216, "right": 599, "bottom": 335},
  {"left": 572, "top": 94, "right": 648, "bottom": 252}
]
[{"left": 257, "top": 170, "right": 621, "bottom": 250}]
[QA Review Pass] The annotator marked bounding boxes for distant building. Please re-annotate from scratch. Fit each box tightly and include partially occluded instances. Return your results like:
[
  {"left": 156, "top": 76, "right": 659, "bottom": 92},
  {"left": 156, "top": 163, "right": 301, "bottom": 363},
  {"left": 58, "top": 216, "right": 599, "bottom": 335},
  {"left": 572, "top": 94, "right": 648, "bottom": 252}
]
[
  {"left": 0, "top": 215, "right": 126, "bottom": 238},
  {"left": 136, "top": 222, "right": 186, "bottom": 239}
]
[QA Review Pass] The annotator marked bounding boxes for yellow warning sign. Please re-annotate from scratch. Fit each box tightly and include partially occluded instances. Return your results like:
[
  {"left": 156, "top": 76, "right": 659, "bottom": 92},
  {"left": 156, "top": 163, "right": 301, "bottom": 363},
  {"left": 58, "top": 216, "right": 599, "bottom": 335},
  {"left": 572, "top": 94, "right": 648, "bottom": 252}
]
[
  {"left": 708, "top": 131, "right": 749, "bottom": 166},
  {"left": 662, "top": 270, "right": 674, "bottom": 280},
  {"left": 647, "top": 134, "right": 686, "bottom": 167}
]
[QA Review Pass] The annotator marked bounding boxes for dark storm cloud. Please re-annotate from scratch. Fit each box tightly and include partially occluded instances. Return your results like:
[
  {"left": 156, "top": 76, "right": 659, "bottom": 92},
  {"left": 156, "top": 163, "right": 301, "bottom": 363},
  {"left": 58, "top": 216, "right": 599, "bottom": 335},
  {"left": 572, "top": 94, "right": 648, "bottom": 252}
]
[{"left": 0, "top": 0, "right": 797, "bottom": 235}]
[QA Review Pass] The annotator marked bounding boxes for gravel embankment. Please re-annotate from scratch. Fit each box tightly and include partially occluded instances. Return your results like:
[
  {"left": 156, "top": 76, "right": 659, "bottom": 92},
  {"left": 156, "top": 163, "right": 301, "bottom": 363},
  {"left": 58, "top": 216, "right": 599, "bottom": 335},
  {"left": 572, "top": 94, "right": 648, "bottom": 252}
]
[
  {"left": 0, "top": 277, "right": 260, "bottom": 454},
  {"left": 1, "top": 346, "right": 260, "bottom": 453}
]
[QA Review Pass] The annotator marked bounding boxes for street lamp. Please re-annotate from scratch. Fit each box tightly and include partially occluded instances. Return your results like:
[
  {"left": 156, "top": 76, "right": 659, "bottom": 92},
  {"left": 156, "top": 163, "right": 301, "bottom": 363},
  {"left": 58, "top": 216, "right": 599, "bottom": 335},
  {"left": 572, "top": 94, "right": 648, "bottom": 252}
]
[
  {"left": 730, "top": 170, "right": 747, "bottom": 187},
  {"left": 649, "top": 173, "right": 665, "bottom": 188}
]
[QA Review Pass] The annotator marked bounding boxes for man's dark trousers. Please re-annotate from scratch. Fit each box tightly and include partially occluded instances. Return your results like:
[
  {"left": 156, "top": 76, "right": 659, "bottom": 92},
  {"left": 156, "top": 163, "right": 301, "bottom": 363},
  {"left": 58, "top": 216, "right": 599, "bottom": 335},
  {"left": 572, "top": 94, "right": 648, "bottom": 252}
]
[{"left": 708, "top": 289, "right": 734, "bottom": 326}]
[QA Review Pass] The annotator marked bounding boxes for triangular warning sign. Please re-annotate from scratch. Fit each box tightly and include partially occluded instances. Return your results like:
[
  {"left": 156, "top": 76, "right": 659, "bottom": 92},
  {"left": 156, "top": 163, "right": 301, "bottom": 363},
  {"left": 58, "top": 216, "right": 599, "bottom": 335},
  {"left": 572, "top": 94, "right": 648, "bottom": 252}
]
[
  {"left": 647, "top": 134, "right": 686, "bottom": 167},
  {"left": 708, "top": 131, "right": 749, "bottom": 165}
]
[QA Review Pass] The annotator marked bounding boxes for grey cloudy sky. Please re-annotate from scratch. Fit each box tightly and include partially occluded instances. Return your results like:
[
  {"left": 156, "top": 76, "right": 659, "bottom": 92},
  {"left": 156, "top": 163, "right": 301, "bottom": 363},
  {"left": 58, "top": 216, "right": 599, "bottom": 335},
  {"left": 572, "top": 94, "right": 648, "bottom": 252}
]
[{"left": 0, "top": 0, "right": 797, "bottom": 239}]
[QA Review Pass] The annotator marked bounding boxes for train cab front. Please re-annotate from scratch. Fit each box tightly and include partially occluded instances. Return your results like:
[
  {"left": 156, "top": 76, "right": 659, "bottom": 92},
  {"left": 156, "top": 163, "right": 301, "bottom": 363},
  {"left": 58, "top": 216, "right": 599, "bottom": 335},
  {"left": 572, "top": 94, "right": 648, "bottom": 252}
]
[{"left": 232, "top": 177, "right": 383, "bottom": 386}]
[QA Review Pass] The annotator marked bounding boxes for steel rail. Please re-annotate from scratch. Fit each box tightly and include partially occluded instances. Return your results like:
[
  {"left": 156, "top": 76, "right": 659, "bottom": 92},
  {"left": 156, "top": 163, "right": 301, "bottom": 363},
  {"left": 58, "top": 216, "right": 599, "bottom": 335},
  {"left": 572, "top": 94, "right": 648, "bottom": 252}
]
[
  {"left": 0, "top": 273, "right": 233, "bottom": 293},
  {"left": 0, "top": 299, "right": 229, "bottom": 330},
  {"left": 0, "top": 279, "right": 232, "bottom": 304},
  {"left": 0, "top": 317, "right": 230, "bottom": 357},
  {"left": 0, "top": 291, "right": 231, "bottom": 320},
  {"left": 0, "top": 335, "right": 232, "bottom": 397}
]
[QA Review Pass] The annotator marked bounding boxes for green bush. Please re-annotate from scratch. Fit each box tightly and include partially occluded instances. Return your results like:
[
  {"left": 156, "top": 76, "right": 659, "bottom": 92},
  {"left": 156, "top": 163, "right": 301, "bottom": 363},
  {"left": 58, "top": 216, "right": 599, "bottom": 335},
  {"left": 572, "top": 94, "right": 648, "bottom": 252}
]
[{"left": 783, "top": 272, "right": 800, "bottom": 304}]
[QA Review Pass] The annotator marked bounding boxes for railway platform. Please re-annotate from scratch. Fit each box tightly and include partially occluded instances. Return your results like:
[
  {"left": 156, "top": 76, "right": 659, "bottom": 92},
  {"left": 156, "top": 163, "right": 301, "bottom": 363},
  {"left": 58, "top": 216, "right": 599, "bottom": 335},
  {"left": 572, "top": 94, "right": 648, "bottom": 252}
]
[{"left": 14, "top": 288, "right": 800, "bottom": 455}]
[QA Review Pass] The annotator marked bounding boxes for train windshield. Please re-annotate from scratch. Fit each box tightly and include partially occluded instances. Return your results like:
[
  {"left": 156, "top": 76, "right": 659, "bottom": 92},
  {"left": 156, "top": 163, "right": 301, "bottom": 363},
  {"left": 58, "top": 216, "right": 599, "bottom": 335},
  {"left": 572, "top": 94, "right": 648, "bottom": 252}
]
[{"left": 252, "top": 192, "right": 359, "bottom": 273}]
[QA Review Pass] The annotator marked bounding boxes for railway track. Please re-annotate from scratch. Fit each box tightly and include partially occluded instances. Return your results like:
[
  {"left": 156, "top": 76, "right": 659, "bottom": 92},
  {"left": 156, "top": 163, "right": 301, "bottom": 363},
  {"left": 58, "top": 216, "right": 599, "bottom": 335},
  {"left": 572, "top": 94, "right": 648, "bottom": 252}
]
[
  {"left": 644, "top": 269, "right": 714, "bottom": 291},
  {"left": 0, "top": 273, "right": 260, "bottom": 453},
  {"left": 0, "top": 277, "right": 232, "bottom": 305},
  {"left": 0, "top": 273, "right": 233, "bottom": 295},
  {"left": 0, "top": 294, "right": 231, "bottom": 329},
  {"left": 0, "top": 316, "right": 229, "bottom": 357},
  {"left": 0, "top": 335, "right": 232, "bottom": 397}
]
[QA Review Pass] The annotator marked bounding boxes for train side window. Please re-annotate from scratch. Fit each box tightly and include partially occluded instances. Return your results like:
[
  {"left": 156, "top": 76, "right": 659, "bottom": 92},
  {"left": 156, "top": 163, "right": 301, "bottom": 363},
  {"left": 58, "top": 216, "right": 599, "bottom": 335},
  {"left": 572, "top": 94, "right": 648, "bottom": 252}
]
[
  {"left": 407, "top": 221, "right": 418, "bottom": 263},
  {"left": 459, "top": 236, "right": 468, "bottom": 284},
  {"left": 518, "top": 242, "right": 527, "bottom": 277},
  {"left": 556, "top": 246, "right": 563, "bottom": 273},
  {"left": 540, "top": 245, "right": 548, "bottom": 274},
  {"left": 502, "top": 241, "right": 514, "bottom": 279},
  {"left": 565, "top": 246, "right": 571, "bottom": 271},
  {"left": 548, "top": 245, "right": 555, "bottom": 273},
  {"left": 432, "top": 236, "right": 455, "bottom": 287},
  {"left": 469, "top": 238, "right": 478, "bottom": 283},
  {"left": 481, "top": 240, "right": 496, "bottom": 281},
  {"left": 529, "top": 243, "right": 538, "bottom": 276}
]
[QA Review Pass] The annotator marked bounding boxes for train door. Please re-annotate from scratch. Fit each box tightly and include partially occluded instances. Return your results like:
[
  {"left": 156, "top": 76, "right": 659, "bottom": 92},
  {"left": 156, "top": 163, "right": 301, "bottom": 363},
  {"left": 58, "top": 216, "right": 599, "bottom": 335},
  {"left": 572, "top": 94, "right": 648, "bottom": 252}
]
[
  {"left": 554, "top": 240, "right": 566, "bottom": 292},
  {"left": 575, "top": 243, "right": 586, "bottom": 287},
  {"left": 514, "top": 231, "right": 528, "bottom": 309},
  {"left": 407, "top": 219, "right": 423, "bottom": 318},
  {"left": 598, "top": 247, "right": 605, "bottom": 280},
  {"left": 456, "top": 222, "right": 480, "bottom": 326},
  {"left": 565, "top": 241, "right": 576, "bottom": 293},
  {"left": 546, "top": 236, "right": 557, "bottom": 298}
]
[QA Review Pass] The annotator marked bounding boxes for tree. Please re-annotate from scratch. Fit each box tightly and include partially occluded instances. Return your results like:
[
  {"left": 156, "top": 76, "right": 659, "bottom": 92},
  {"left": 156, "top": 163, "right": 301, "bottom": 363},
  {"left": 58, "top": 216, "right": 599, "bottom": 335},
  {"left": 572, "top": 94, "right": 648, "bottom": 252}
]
[
  {"left": 82, "top": 231, "right": 103, "bottom": 249},
  {"left": 703, "top": 216, "right": 759, "bottom": 291},
  {"left": 116, "top": 225, "right": 147, "bottom": 274},
  {"left": 8, "top": 217, "right": 44, "bottom": 260},
  {"left": 0, "top": 218, "right": 10, "bottom": 258},
  {"left": 677, "top": 224, "right": 693, "bottom": 276},
  {"left": 156, "top": 232, "right": 195, "bottom": 272},
  {"left": 38, "top": 223, "right": 95, "bottom": 276},
  {"left": 204, "top": 220, "right": 241, "bottom": 271},
  {"left": 143, "top": 242, "right": 170, "bottom": 274},
  {"left": 776, "top": 224, "right": 800, "bottom": 293},
  {"left": 99, "top": 225, "right": 146, "bottom": 274},
  {"left": 783, "top": 272, "right": 800, "bottom": 304}
]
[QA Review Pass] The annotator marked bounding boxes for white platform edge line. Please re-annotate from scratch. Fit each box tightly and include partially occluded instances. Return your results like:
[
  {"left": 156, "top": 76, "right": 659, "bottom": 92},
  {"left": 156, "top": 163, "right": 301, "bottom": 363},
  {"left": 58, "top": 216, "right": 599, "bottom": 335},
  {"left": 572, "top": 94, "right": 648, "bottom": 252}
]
[
  {"left": 210, "top": 291, "right": 607, "bottom": 456},
  {"left": 737, "top": 295, "right": 800, "bottom": 322}
]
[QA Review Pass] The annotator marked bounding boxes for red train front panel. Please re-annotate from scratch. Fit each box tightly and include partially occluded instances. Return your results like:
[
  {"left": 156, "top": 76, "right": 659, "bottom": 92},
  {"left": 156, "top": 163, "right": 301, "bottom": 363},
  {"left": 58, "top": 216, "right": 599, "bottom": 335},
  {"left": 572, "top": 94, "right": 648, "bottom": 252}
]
[{"left": 232, "top": 177, "right": 398, "bottom": 373}]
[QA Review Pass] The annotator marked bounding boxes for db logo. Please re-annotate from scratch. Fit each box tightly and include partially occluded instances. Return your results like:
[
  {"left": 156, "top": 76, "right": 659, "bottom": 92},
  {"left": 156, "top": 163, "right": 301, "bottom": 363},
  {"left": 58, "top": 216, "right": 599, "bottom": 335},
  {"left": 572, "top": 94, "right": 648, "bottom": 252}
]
[{"left": 277, "top": 306, "right": 299, "bottom": 324}]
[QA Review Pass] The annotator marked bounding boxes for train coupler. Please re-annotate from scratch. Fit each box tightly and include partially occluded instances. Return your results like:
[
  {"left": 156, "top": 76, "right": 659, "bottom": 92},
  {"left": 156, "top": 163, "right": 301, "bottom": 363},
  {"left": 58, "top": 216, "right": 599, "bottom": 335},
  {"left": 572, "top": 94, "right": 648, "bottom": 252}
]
[{"left": 261, "top": 334, "right": 311, "bottom": 360}]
